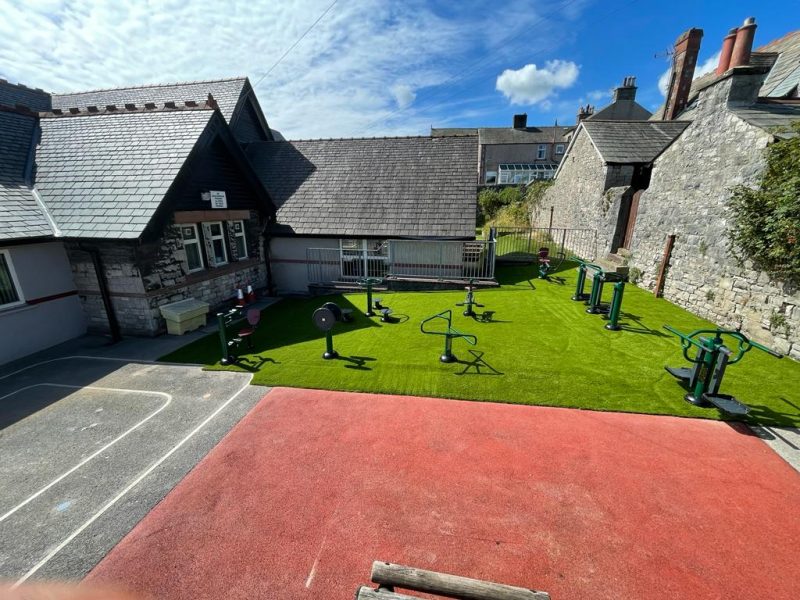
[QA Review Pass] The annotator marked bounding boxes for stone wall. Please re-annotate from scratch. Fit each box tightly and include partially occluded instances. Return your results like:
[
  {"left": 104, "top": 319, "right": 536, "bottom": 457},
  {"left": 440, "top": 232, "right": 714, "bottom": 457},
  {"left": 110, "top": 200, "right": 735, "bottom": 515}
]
[
  {"left": 66, "top": 212, "right": 268, "bottom": 336},
  {"left": 537, "top": 131, "right": 630, "bottom": 255},
  {"left": 628, "top": 74, "right": 800, "bottom": 358}
]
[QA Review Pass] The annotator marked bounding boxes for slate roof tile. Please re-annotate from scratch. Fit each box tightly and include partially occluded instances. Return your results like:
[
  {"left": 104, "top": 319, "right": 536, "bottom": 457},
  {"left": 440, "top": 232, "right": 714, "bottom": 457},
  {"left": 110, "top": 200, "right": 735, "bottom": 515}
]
[
  {"left": 246, "top": 136, "right": 479, "bottom": 238},
  {"left": 581, "top": 120, "right": 690, "bottom": 163}
]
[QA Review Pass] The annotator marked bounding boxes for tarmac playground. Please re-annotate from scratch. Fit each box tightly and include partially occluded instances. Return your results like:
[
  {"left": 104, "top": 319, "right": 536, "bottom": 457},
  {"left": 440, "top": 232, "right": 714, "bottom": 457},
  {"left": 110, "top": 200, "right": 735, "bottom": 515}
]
[{"left": 1, "top": 350, "right": 799, "bottom": 598}]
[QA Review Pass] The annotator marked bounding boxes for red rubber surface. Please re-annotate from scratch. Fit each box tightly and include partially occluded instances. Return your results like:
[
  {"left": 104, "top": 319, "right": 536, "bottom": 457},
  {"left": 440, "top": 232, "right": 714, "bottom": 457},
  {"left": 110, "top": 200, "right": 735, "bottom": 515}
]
[{"left": 87, "top": 388, "right": 800, "bottom": 599}]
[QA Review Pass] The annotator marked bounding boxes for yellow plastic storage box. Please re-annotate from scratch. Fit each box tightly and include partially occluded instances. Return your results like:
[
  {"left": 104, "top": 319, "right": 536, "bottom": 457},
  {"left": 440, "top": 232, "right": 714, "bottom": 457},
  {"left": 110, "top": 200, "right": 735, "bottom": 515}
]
[{"left": 159, "top": 298, "right": 210, "bottom": 335}]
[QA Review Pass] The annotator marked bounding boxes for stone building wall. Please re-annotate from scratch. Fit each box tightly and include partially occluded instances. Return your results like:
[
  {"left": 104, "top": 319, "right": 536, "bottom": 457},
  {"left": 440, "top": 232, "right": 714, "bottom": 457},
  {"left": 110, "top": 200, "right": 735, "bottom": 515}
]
[
  {"left": 537, "top": 131, "right": 630, "bottom": 255},
  {"left": 66, "top": 212, "right": 268, "bottom": 336},
  {"left": 628, "top": 75, "right": 799, "bottom": 358}
]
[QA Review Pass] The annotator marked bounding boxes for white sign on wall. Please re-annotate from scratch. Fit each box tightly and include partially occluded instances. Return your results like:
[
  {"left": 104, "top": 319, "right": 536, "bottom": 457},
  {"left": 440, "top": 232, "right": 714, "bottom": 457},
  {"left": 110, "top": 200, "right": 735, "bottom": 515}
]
[{"left": 209, "top": 190, "right": 227, "bottom": 209}]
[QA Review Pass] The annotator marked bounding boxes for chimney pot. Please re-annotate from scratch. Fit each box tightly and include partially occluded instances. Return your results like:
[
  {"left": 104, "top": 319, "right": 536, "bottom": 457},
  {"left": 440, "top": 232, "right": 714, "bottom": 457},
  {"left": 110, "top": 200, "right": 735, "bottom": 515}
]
[
  {"left": 730, "top": 17, "right": 757, "bottom": 69},
  {"left": 513, "top": 113, "right": 527, "bottom": 129},
  {"left": 613, "top": 76, "right": 638, "bottom": 102},
  {"left": 716, "top": 27, "right": 739, "bottom": 75}
]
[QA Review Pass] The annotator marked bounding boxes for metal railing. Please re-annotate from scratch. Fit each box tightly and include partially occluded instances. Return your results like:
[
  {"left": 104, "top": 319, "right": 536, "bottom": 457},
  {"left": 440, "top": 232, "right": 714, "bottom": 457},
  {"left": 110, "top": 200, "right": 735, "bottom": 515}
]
[
  {"left": 489, "top": 226, "right": 597, "bottom": 262},
  {"left": 307, "top": 239, "right": 496, "bottom": 284},
  {"left": 388, "top": 239, "right": 495, "bottom": 280}
]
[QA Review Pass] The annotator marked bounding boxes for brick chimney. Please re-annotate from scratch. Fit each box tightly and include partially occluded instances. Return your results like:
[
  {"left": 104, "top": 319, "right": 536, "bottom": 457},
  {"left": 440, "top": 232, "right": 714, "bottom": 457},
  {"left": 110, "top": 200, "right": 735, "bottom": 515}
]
[
  {"left": 576, "top": 104, "right": 594, "bottom": 122},
  {"left": 662, "top": 27, "right": 703, "bottom": 120},
  {"left": 613, "top": 76, "right": 637, "bottom": 102},
  {"left": 513, "top": 113, "right": 527, "bottom": 129},
  {"left": 730, "top": 17, "right": 757, "bottom": 68},
  {"left": 716, "top": 27, "right": 739, "bottom": 75}
]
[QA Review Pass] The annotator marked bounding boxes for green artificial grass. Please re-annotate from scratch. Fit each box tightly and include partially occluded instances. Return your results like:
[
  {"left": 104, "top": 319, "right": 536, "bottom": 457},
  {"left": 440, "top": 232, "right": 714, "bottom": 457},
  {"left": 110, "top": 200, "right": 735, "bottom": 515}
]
[{"left": 161, "top": 263, "right": 800, "bottom": 426}]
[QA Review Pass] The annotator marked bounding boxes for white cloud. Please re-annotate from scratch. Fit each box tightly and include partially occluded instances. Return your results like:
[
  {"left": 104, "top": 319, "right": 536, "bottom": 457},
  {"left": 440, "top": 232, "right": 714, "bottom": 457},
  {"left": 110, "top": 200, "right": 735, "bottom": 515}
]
[
  {"left": 587, "top": 89, "right": 609, "bottom": 102},
  {"left": 391, "top": 84, "right": 416, "bottom": 109},
  {"left": 0, "top": 0, "right": 590, "bottom": 137},
  {"left": 495, "top": 60, "right": 579, "bottom": 105},
  {"left": 658, "top": 51, "right": 721, "bottom": 96}
]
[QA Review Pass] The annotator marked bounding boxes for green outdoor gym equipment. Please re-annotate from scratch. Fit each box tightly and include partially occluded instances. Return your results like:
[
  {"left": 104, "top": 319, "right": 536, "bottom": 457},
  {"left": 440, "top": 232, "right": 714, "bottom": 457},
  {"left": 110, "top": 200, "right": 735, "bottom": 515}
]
[
  {"left": 455, "top": 279, "right": 484, "bottom": 317},
  {"left": 664, "top": 325, "right": 783, "bottom": 415},
  {"left": 217, "top": 307, "right": 243, "bottom": 365},
  {"left": 570, "top": 257, "right": 600, "bottom": 301},
  {"left": 312, "top": 301, "right": 344, "bottom": 359},
  {"left": 420, "top": 309, "right": 478, "bottom": 363},
  {"left": 357, "top": 277, "right": 384, "bottom": 317}
]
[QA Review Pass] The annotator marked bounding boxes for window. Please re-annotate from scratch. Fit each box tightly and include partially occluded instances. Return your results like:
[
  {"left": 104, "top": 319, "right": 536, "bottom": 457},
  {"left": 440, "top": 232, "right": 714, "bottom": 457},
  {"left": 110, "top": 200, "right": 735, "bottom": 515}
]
[
  {"left": 555, "top": 144, "right": 565, "bottom": 154},
  {"left": 497, "top": 163, "right": 557, "bottom": 184},
  {"left": 0, "top": 250, "right": 23, "bottom": 308},
  {"left": 484, "top": 171, "right": 497, "bottom": 184},
  {"left": 230, "top": 220, "right": 248, "bottom": 260},
  {"left": 202, "top": 221, "right": 228, "bottom": 267},
  {"left": 180, "top": 224, "right": 204, "bottom": 273},
  {"left": 537, "top": 144, "right": 547, "bottom": 160}
]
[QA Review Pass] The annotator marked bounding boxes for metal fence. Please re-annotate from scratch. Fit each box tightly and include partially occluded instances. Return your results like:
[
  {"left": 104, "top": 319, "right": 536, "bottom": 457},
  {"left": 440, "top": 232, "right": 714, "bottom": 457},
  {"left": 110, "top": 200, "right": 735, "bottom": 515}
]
[
  {"left": 307, "top": 239, "right": 495, "bottom": 284},
  {"left": 490, "top": 227, "right": 597, "bottom": 263},
  {"left": 389, "top": 239, "right": 495, "bottom": 280}
]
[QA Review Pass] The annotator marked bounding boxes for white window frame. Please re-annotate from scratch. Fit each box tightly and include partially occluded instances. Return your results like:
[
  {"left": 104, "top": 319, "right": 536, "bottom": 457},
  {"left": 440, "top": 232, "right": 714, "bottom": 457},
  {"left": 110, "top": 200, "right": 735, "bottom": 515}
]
[
  {"left": 203, "top": 221, "right": 229, "bottom": 267},
  {"left": 555, "top": 144, "right": 565, "bottom": 154},
  {"left": 230, "top": 220, "right": 248, "bottom": 260},
  {"left": 537, "top": 144, "right": 547, "bottom": 160},
  {"left": 180, "top": 224, "right": 205, "bottom": 273},
  {"left": 0, "top": 249, "right": 24, "bottom": 309}
]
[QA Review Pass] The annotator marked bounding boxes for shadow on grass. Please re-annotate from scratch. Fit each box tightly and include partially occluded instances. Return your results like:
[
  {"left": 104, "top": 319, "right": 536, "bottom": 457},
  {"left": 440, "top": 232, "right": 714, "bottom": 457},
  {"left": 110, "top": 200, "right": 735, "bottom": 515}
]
[
  {"left": 340, "top": 355, "right": 377, "bottom": 371},
  {"left": 234, "top": 355, "right": 279, "bottom": 372},
  {"left": 455, "top": 350, "right": 504, "bottom": 376},
  {"left": 616, "top": 313, "right": 670, "bottom": 337}
]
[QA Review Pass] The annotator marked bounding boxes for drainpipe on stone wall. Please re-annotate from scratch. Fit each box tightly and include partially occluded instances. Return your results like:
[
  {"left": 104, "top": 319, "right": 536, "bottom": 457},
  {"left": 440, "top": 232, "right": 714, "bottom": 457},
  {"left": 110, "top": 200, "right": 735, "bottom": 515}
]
[{"left": 81, "top": 244, "right": 122, "bottom": 342}]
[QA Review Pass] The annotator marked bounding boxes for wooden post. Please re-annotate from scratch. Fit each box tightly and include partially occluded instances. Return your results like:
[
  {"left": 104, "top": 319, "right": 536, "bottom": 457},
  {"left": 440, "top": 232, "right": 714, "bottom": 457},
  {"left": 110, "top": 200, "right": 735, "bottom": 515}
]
[
  {"left": 654, "top": 234, "right": 676, "bottom": 298},
  {"left": 370, "top": 562, "right": 550, "bottom": 600}
]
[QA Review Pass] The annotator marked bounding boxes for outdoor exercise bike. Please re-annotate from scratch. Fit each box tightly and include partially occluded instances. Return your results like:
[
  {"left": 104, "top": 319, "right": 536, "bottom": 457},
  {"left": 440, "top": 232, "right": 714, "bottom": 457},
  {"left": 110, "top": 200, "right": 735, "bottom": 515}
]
[
  {"left": 664, "top": 325, "right": 783, "bottom": 415},
  {"left": 537, "top": 247, "right": 566, "bottom": 279},
  {"left": 456, "top": 279, "right": 484, "bottom": 317},
  {"left": 420, "top": 309, "right": 478, "bottom": 363},
  {"left": 312, "top": 301, "right": 345, "bottom": 359},
  {"left": 356, "top": 277, "right": 384, "bottom": 317}
]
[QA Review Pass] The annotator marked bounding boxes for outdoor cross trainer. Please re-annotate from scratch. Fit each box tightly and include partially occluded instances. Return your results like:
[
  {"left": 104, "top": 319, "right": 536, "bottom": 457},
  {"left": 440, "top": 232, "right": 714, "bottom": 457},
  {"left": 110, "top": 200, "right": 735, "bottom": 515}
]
[
  {"left": 456, "top": 279, "right": 484, "bottom": 317},
  {"left": 356, "top": 277, "right": 384, "bottom": 317},
  {"left": 420, "top": 309, "right": 478, "bottom": 363},
  {"left": 571, "top": 259, "right": 626, "bottom": 330},
  {"left": 570, "top": 257, "right": 597, "bottom": 301},
  {"left": 312, "top": 301, "right": 345, "bottom": 359},
  {"left": 664, "top": 325, "right": 783, "bottom": 415}
]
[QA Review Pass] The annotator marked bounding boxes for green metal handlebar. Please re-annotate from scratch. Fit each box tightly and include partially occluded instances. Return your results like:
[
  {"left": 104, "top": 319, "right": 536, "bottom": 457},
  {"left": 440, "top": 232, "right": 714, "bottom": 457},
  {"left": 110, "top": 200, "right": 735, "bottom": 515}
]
[
  {"left": 663, "top": 325, "right": 783, "bottom": 364},
  {"left": 420, "top": 310, "right": 478, "bottom": 344}
]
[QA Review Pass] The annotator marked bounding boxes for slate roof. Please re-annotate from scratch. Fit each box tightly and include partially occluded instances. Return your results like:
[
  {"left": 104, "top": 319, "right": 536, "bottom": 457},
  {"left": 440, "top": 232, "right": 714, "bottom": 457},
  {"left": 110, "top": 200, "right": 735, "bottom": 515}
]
[
  {"left": 52, "top": 77, "right": 247, "bottom": 122},
  {"left": 34, "top": 108, "right": 216, "bottom": 238},
  {"left": 588, "top": 98, "right": 652, "bottom": 121},
  {"left": 0, "top": 79, "right": 51, "bottom": 112},
  {"left": 580, "top": 120, "right": 690, "bottom": 163},
  {"left": 478, "top": 126, "right": 571, "bottom": 145},
  {"left": 0, "top": 110, "right": 52, "bottom": 240},
  {"left": 731, "top": 102, "right": 800, "bottom": 138},
  {"left": 246, "top": 136, "right": 478, "bottom": 238}
]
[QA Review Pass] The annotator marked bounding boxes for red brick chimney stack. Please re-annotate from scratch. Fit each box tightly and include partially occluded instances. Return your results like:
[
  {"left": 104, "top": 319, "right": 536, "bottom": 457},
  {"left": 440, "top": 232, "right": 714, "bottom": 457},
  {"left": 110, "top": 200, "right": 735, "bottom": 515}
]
[
  {"left": 715, "top": 27, "right": 739, "bottom": 75},
  {"left": 729, "top": 17, "right": 757, "bottom": 68},
  {"left": 662, "top": 27, "right": 703, "bottom": 121}
]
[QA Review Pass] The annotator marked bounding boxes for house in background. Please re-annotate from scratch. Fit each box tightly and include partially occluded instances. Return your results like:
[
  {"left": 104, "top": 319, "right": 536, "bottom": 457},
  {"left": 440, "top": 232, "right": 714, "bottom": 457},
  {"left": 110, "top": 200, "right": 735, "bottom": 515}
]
[
  {"left": 433, "top": 115, "right": 570, "bottom": 184},
  {"left": 246, "top": 135, "right": 479, "bottom": 294},
  {"left": 540, "top": 17, "right": 800, "bottom": 358}
]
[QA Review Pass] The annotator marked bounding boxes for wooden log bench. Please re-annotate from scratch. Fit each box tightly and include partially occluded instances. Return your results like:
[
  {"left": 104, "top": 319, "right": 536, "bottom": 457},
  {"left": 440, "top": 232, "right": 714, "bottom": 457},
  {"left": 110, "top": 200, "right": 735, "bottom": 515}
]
[{"left": 355, "top": 561, "right": 550, "bottom": 600}]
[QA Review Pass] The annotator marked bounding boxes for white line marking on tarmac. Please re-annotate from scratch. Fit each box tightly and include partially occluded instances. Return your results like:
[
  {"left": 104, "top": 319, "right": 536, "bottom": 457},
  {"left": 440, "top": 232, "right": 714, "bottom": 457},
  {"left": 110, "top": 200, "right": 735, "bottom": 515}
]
[
  {"left": 0, "top": 384, "right": 171, "bottom": 524},
  {"left": 13, "top": 377, "right": 253, "bottom": 587},
  {"left": 0, "top": 355, "right": 164, "bottom": 382}
]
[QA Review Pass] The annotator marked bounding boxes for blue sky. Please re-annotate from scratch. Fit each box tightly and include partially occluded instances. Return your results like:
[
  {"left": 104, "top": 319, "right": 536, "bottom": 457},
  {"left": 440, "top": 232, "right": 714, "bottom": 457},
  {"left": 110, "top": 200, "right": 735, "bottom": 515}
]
[{"left": 0, "top": 0, "right": 798, "bottom": 138}]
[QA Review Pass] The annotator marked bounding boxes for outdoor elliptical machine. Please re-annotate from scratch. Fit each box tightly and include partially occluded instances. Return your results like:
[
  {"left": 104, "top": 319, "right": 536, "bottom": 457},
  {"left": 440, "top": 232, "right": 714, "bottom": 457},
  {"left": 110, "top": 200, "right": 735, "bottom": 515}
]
[
  {"left": 664, "top": 325, "right": 783, "bottom": 415},
  {"left": 312, "top": 301, "right": 345, "bottom": 359},
  {"left": 420, "top": 309, "right": 478, "bottom": 363},
  {"left": 571, "top": 258, "right": 626, "bottom": 330},
  {"left": 456, "top": 279, "right": 484, "bottom": 317}
]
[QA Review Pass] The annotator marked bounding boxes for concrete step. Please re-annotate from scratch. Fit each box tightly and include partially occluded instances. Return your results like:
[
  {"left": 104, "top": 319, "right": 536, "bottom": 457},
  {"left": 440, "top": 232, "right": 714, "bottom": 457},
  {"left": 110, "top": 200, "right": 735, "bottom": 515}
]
[
  {"left": 605, "top": 252, "right": 628, "bottom": 265},
  {"left": 589, "top": 258, "right": 629, "bottom": 277}
]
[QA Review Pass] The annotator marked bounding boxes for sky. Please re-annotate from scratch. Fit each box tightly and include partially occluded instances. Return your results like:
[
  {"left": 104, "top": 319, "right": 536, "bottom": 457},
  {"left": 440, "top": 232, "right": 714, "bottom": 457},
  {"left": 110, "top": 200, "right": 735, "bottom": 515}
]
[{"left": 1, "top": 0, "right": 798, "bottom": 139}]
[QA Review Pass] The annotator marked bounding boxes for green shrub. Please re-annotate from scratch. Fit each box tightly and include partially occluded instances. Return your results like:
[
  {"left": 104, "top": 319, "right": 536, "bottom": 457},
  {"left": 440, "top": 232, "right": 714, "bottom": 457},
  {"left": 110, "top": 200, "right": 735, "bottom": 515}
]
[{"left": 728, "top": 122, "right": 800, "bottom": 286}]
